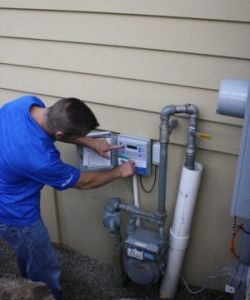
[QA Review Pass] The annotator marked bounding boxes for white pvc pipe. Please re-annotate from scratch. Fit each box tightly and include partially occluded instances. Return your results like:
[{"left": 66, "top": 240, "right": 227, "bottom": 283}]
[
  {"left": 160, "top": 161, "right": 203, "bottom": 299},
  {"left": 132, "top": 175, "right": 140, "bottom": 209},
  {"left": 132, "top": 175, "right": 140, "bottom": 226}
]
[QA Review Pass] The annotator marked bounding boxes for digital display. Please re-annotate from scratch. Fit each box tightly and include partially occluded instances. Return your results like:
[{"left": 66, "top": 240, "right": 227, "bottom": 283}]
[{"left": 126, "top": 144, "right": 137, "bottom": 150}]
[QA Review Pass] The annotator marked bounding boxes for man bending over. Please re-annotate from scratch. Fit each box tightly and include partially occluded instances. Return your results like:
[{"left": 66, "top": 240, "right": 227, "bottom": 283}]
[{"left": 0, "top": 95, "right": 135, "bottom": 299}]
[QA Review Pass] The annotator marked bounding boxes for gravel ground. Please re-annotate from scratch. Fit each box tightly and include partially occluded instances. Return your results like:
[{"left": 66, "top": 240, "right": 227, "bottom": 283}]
[{"left": 0, "top": 238, "right": 233, "bottom": 300}]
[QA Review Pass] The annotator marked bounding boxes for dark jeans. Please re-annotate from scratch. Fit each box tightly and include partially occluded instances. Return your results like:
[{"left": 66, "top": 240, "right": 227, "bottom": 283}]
[{"left": 0, "top": 219, "right": 62, "bottom": 300}]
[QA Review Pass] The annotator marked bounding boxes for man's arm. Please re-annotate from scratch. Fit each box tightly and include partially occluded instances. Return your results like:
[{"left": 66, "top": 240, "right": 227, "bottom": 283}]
[
  {"left": 76, "top": 136, "right": 122, "bottom": 158},
  {"left": 74, "top": 161, "right": 135, "bottom": 190}
]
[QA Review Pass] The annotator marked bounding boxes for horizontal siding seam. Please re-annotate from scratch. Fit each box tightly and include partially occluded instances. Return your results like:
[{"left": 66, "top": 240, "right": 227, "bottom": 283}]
[
  {"left": 0, "top": 35, "right": 249, "bottom": 61},
  {"left": 0, "top": 7, "right": 249, "bottom": 23},
  {"left": 0, "top": 87, "right": 241, "bottom": 157},
  {"left": 0, "top": 62, "right": 220, "bottom": 92},
  {"left": 0, "top": 82, "right": 243, "bottom": 129}
]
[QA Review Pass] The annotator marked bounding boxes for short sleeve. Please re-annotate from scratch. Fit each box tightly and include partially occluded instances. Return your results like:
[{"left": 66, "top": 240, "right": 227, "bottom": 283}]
[
  {"left": 14, "top": 143, "right": 81, "bottom": 191},
  {"left": 29, "top": 159, "right": 81, "bottom": 191}
]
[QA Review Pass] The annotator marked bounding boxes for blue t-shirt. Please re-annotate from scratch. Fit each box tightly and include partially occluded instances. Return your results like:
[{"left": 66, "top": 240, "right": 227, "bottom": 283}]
[{"left": 0, "top": 95, "right": 80, "bottom": 226}]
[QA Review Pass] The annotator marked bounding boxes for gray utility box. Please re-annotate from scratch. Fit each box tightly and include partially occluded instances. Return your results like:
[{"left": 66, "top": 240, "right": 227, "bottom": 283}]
[
  {"left": 77, "top": 131, "right": 151, "bottom": 176},
  {"left": 217, "top": 79, "right": 250, "bottom": 218}
]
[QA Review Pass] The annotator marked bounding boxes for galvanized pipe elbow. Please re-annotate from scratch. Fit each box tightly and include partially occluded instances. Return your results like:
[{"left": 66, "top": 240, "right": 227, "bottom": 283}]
[
  {"left": 160, "top": 105, "right": 176, "bottom": 118},
  {"left": 185, "top": 104, "right": 199, "bottom": 116}
]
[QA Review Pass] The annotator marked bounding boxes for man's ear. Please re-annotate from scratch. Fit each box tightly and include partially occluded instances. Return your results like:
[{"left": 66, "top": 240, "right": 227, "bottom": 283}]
[{"left": 54, "top": 131, "right": 65, "bottom": 140}]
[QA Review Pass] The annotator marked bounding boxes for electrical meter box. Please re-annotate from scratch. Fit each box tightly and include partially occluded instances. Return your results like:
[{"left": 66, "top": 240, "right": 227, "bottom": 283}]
[
  {"left": 77, "top": 131, "right": 116, "bottom": 172},
  {"left": 217, "top": 79, "right": 250, "bottom": 218},
  {"left": 230, "top": 83, "right": 250, "bottom": 219},
  {"left": 117, "top": 134, "right": 151, "bottom": 176}
]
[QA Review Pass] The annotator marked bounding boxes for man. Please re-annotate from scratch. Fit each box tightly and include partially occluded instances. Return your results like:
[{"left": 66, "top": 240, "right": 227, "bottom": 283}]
[{"left": 0, "top": 95, "right": 135, "bottom": 299}]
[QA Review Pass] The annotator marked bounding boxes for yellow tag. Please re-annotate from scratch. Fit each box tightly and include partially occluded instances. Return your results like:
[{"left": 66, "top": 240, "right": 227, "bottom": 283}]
[{"left": 196, "top": 132, "right": 212, "bottom": 140}]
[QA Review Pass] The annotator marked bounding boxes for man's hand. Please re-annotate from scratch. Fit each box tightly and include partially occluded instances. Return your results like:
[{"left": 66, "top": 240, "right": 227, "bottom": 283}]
[
  {"left": 117, "top": 160, "right": 135, "bottom": 178},
  {"left": 74, "top": 160, "right": 136, "bottom": 190},
  {"left": 80, "top": 136, "right": 123, "bottom": 158}
]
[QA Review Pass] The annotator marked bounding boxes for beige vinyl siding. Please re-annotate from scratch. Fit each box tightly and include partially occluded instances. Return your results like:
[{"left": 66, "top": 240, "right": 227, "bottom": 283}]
[
  {"left": 0, "top": 2, "right": 249, "bottom": 290},
  {"left": 0, "top": 9, "right": 250, "bottom": 59},
  {"left": 0, "top": 0, "right": 249, "bottom": 22},
  {"left": 0, "top": 88, "right": 242, "bottom": 155},
  {"left": 0, "top": 37, "right": 250, "bottom": 93},
  {"left": 0, "top": 58, "right": 245, "bottom": 126}
]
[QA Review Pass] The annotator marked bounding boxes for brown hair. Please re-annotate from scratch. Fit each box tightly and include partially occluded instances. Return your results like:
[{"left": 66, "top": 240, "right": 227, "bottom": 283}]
[{"left": 46, "top": 98, "right": 99, "bottom": 137}]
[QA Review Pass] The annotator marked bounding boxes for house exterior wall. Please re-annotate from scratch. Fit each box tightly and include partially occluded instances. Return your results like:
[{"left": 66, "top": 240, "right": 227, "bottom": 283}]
[{"left": 0, "top": 0, "right": 250, "bottom": 290}]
